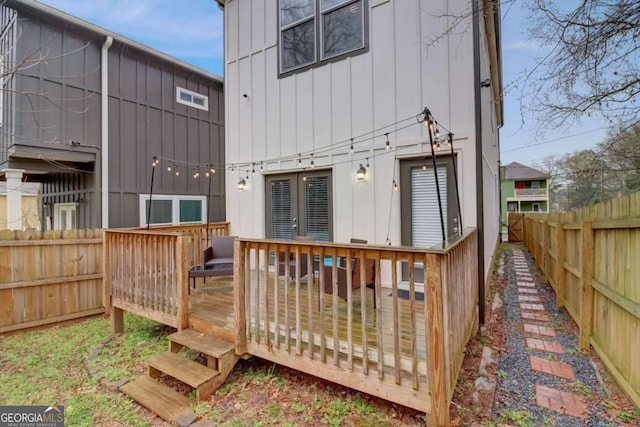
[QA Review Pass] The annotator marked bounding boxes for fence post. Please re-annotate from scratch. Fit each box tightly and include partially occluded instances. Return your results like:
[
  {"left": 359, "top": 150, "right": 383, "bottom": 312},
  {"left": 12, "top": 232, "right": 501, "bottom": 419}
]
[
  {"left": 579, "top": 221, "right": 594, "bottom": 350},
  {"left": 425, "top": 253, "right": 449, "bottom": 426},
  {"left": 555, "top": 223, "right": 565, "bottom": 308},
  {"left": 175, "top": 235, "right": 190, "bottom": 330},
  {"left": 234, "top": 239, "right": 247, "bottom": 355}
]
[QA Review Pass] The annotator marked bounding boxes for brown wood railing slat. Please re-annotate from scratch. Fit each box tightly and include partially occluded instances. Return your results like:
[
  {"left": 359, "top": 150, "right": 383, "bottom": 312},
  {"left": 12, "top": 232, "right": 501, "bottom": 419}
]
[
  {"left": 307, "top": 247, "right": 314, "bottom": 359},
  {"left": 346, "top": 250, "right": 353, "bottom": 370},
  {"left": 295, "top": 246, "right": 302, "bottom": 356},
  {"left": 274, "top": 245, "right": 281, "bottom": 350},
  {"left": 392, "top": 253, "right": 400, "bottom": 385},
  {"left": 264, "top": 245, "right": 270, "bottom": 348},
  {"left": 332, "top": 249, "right": 339, "bottom": 367},
  {"left": 375, "top": 253, "right": 384, "bottom": 380},
  {"left": 409, "top": 254, "right": 418, "bottom": 390},
  {"left": 254, "top": 245, "right": 260, "bottom": 344},
  {"left": 359, "top": 249, "right": 368, "bottom": 376},
  {"left": 319, "top": 246, "right": 326, "bottom": 363}
]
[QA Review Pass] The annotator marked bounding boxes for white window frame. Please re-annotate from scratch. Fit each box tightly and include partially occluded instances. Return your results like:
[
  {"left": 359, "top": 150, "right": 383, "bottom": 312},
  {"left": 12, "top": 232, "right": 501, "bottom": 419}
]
[
  {"left": 532, "top": 203, "right": 540, "bottom": 212},
  {"left": 176, "top": 87, "right": 209, "bottom": 111},
  {"left": 279, "top": 0, "right": 367, "bottom": 74},
  {"left": 139, "top": 194, "right": 207, "bottom": 227},
  {"left": 54, "top": 203, "right": 77, "bottom": 230}
]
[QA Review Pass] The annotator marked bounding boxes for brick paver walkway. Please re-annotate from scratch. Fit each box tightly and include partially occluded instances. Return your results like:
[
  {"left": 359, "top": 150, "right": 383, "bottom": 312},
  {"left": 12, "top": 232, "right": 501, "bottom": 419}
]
[{"left": 503, "top": 248, "right": 592, "bottom": 421}]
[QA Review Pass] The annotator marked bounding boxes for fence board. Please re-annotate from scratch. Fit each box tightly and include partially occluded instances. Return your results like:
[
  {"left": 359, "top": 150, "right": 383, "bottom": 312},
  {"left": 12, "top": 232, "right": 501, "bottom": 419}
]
[
  {"left": 522, "top": 191, "right": 640, "bottom": 409},
  {"left": 0, "top": 229, "right": 104, "bottom": 334}
]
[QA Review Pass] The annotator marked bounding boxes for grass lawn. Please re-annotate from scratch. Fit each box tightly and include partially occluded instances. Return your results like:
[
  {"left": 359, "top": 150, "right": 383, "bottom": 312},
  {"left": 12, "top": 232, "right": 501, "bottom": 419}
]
[{"left": 0, "top": 314, "right": 424, "bottom": 426}]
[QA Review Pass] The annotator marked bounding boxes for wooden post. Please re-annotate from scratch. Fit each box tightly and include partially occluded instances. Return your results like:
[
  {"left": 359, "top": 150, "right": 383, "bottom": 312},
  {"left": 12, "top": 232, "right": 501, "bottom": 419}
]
[
  {"left": 425, "top": 253, "right": 449, "bottom": 426},
  {"left": 579, "top": 221, "right": 594, "bottom": 350},
  {"left": 103, "top": 231, "right": 111, "bottom": 317},
  {"left": 234, "top": 239, "right": 247, "bottom": 355},
  {"left": 175, "top": 235, "right": 189, "bottom": 330},
  {"left": 110, "top": 307, "right": 124, "bottom": 335},
  {"left": 555, "top": 223, "right": 565, "bottom": 308}
]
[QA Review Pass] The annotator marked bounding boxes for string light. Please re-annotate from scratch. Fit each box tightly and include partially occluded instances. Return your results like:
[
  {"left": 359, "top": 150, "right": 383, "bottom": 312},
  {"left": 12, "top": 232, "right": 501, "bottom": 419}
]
[
  {"left": 298, "top": 154, "right": 302, "bottom": 167},
  {"left": 356, "top": 164, "right": 366, "bottom": 181},
  {"left": 252, "top": 163, "right": 255, "bottom": 175},
  {"left": 175, "top": 166, "right": 180, "bottom": 176},
  {"left": 193, "top": 167, "right": 199, "bottom": 179},
  {"left": 167, "top": 162, "right": 172, "bottom": 172},
  {"left": 447, "top": 133, "right": 453, "bottom": 148},
  {"left": 393, "top": 180, "right": 398, "bottom": 191},
  {"left": 260, "top": 162, "right": 263, "bottom": 172},
  {"left": 422, "top": 158, "right": 427, "bottom": 171},
  {"left": 310, "top": 154, "right": 315, "bottom": 169},
  {"left": 385, "top": 133, "right": 391, "bottom": 150},
  {"left": 152, "top": 156, "right": 158, "bottom": 167},
  {"left": 350, "top": 139, "right": 354, "bottom": 154},
  {"left": 366, "top": 158, "right": 370, "bottom": 168},
  {"left": 303, "top": 173, "right": 307, "bottom": 182}
]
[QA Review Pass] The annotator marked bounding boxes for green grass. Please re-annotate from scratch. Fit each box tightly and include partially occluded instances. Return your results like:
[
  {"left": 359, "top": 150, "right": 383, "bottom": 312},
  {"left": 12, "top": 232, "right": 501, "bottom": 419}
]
[{"left": 0, "top": 314, "right": 168, "bottom": 426}]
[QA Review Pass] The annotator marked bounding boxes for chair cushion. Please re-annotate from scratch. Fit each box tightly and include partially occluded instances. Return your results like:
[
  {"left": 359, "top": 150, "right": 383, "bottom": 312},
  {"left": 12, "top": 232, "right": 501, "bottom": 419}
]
[
  {"left": 205, "top": 258, "right": 234, "bottom": 271},
  {"left": 211, "top": 236, "right": 236, "bottom": 259}
]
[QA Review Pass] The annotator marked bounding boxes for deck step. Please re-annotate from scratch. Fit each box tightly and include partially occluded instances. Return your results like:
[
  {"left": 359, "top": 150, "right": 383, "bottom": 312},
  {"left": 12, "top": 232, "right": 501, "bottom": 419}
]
[
  {"left": 168, "top": 328, "right": 234, "bottom": 358},
  {"left": 120, "top": 375, "right": 198, "bottom": 426},
  {"left": 148, "top": 352, "right": 220, "bottom": 401}
]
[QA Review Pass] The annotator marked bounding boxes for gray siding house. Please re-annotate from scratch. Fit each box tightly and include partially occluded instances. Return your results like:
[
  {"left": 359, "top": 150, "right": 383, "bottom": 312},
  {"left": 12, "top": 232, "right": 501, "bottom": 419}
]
[{"left": 0, "top": 0, "right": 225, "bottom": 230}]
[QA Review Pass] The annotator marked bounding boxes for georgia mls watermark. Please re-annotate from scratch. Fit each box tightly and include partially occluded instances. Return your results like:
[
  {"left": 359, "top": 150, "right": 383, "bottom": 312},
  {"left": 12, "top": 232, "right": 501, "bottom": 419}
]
[{"left": 0, "top": 406, "right": 64, "bottom": 427}]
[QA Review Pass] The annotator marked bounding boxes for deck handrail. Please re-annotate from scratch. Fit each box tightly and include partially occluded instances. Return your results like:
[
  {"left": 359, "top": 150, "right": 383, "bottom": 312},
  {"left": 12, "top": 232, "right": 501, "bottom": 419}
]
[
  {"left": 104, "top": 230, "right": 191, "bottom": 331},
  {"left": 233, "top": 228, "right": 478, "bottom": 422}
]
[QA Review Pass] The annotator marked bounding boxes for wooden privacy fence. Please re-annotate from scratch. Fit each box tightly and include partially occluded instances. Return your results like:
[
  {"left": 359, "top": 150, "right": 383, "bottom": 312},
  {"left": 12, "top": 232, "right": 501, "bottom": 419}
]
[
  {"left": 234, "top": 228, "right": 479, "bottom": 425},
  {"left": 0, "top": 229, "right": 103, "bottom": 333},
  {"left": 522, "top": 192, "right": 640, "bottom": 409}
]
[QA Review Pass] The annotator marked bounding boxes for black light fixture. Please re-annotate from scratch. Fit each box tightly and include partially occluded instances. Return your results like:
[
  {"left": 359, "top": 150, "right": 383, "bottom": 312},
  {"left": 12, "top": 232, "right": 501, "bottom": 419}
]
[
  {"left": 481, "top": 78, "right": 491, "bottom": 87},
  {"left": 237, "top": 178, "right": 247, "bottom": 191},
  {"left": 356, "top": 164, "right": 366, "bottom": 181}
]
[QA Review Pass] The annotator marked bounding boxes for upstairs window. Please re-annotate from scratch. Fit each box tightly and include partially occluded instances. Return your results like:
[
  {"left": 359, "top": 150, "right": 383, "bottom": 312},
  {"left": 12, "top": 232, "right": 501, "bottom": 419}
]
[
  {"left": 280, "top": 0, "right": 366, "bottom": 74},
  {"left": 176, "top": 87, "right": 209, "bottom": 111}
]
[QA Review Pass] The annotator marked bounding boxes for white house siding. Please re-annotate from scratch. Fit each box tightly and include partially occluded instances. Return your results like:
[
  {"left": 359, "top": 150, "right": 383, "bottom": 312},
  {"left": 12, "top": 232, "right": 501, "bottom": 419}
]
[{"left": 224, "top": 0, "right": 499, "bottom": 282}]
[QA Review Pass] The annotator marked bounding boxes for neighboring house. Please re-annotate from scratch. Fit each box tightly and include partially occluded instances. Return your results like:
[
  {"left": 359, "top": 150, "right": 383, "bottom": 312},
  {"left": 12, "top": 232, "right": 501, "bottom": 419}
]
[
  {"left": 0, "top": 181, "right": 40, "bottom": 230},
  {"left": 0, "top": 0, "right": 225, "bottom": 230},
  {"left": 216, "top": 0, "right": 503, "bottom": 291},
  {"left": 500, "top": 161, "right": 549, "bottom": 222}
]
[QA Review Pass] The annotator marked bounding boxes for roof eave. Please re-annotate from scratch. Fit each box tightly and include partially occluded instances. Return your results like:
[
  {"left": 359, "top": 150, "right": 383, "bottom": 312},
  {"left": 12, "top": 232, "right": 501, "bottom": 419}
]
[{"left": 6, "top": 0, "right": 223, "bottom": 84}]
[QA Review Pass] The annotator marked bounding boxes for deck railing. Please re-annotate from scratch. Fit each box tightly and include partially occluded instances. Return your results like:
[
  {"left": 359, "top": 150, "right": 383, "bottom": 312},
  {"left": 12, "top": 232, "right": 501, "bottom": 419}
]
[
  {"left": 233, "top": 228, "right": 478, "bottom": 424},
  {"left": 136, "top": 222, "right": 230, "bottom": 266},
  {"left": 104, "top": 229, "right": 191, "bottom": 331}
]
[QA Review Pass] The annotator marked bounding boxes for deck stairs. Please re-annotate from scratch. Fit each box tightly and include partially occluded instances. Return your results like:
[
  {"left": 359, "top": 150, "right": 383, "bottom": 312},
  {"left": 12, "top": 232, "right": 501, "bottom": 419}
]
[{"left": 121, "top": 328, "right": 238, "bottom": 426}]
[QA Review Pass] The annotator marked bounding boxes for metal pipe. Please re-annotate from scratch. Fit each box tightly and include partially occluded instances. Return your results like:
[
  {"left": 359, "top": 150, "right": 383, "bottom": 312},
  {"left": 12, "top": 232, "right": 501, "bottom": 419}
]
[{"left": 101, "top": 35, "right": 113, "bottom": 228}]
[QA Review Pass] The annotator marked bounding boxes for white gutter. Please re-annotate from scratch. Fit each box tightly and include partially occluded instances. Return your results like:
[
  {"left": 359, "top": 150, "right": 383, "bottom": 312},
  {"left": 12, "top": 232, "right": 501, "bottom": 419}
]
[{"left": 101, "top": 35, "right": 113, "bottom": 228}]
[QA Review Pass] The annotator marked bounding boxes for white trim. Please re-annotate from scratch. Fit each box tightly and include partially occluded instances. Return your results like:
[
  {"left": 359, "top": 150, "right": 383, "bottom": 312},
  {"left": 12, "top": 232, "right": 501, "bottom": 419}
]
[
  {"left": 54, "top": 202, "right": 77, "bottom": 231},
  {"left": 176, "top": 86, "right": 209, "bottom": 111},
  {"left": 139, "top": 194, "right": 207, "bottom": 227}
]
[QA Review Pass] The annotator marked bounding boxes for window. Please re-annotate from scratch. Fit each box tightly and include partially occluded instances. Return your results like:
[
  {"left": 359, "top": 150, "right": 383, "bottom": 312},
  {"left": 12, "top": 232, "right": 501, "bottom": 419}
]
[
  {"left": 279, "top": 0, "right": 366, "bottom": 74},
  {"left": 533, "top": 203, "right": 540, "bottom": 212},
  {"left": 531, "top": 181, "right": 541, "bottom": 189},
  {"left": 139, "top": 195, "right": 207, "bottom": 226},
  {"left": 54, "top": 203, "right": 77, "bottom": 230},
  {"left": 176, "top": 87, "right": 209, "bottom": 111}
]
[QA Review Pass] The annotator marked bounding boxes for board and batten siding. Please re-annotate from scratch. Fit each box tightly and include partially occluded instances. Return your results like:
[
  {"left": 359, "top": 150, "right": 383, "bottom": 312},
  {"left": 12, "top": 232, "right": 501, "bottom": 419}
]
[{"left": 224, "top": 0, "right": 500, "bottom": 282}]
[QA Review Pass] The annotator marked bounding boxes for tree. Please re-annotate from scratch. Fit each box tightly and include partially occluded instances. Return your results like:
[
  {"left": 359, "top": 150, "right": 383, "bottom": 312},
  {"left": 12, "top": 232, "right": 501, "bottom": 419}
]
[
  {"left": 598, "top": 123, "right": 640, "bottom": 194},
  {"left": 523, "top": 0, "right": 640, "bottom": 129}
]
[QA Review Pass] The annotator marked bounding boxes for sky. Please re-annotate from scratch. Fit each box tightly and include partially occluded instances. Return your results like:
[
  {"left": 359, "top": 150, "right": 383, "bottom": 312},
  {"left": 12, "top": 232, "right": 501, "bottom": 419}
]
[{"left": 38, "top": 0, "right": 610, "bottom": 171}]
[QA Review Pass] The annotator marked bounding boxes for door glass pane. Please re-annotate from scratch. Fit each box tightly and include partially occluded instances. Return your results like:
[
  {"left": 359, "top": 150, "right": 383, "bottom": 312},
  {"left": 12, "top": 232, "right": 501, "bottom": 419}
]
[
  {"left": 322, "top": 1, "right": 363, "bottom": 58},
  {"left": 411, "top": 166, "right": 448, "bottom": 247},
  {"left": 60, "top": 210, "right": 67, "bottom": 231},
  {"left": 271, "top": 179, "right": 293, "bottom": 240},
  {"left": 305, "top": 175, "right": 330, "bottom": 241},
  {"left": 280, "top": 0, "right": 315, "bottom": 27},
  {"left": 179, "top": 200, "right": 202, "bottom": 223},
  {"left": 70, "top": 208, "right": 76, "bottom": 229},
  {"left": 145, "top": 200, "right": 172, "bottom": 224},
  {"left": 281, "top": 19, "right": 315, "bottom": 72}
]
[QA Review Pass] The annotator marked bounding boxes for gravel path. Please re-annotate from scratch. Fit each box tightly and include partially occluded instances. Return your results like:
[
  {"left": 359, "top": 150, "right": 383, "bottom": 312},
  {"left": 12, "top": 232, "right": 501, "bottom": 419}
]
[{"left": 492, "top": 246, "right": 621, "bottom": 426}]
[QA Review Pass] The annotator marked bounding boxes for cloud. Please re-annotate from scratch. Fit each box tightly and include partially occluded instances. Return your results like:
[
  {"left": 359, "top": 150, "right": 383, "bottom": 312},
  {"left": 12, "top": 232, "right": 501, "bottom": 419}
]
[{"left": 38, "top": 0, "right": 224, "bottom": 70}]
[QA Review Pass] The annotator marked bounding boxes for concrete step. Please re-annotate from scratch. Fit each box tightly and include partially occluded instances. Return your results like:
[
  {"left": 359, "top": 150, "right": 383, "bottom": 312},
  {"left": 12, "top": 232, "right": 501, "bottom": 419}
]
[
  {"left": 148, "top": 352, "right": 219, "bottom": 401},
  {"left": 120, "top": 375, "right": 198, "bottom": 426}
]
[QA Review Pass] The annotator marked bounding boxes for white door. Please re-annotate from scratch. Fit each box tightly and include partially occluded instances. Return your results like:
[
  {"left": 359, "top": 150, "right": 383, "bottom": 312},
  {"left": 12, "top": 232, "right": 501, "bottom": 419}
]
[{"left": 54, "top": 203, "right": 77, "bottom": 230}]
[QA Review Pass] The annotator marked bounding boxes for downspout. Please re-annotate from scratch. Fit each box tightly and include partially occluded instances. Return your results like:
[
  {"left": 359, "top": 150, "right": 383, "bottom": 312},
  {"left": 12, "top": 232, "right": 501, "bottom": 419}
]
[
  {"left": 472, "top": 0, "right": 486, "bottom": 324},
  {"left": 101, "top": 36, "right": 113, "bottom": 228}
]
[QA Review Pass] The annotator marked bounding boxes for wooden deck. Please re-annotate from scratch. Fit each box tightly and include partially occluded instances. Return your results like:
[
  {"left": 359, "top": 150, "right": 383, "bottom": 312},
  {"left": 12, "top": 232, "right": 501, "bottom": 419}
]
[
  {"left": 104, "top": 226, "right": 479, "bottom": 425},
  {"left": 189, "top": 273, "right": 427, "bottom": 376}
]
